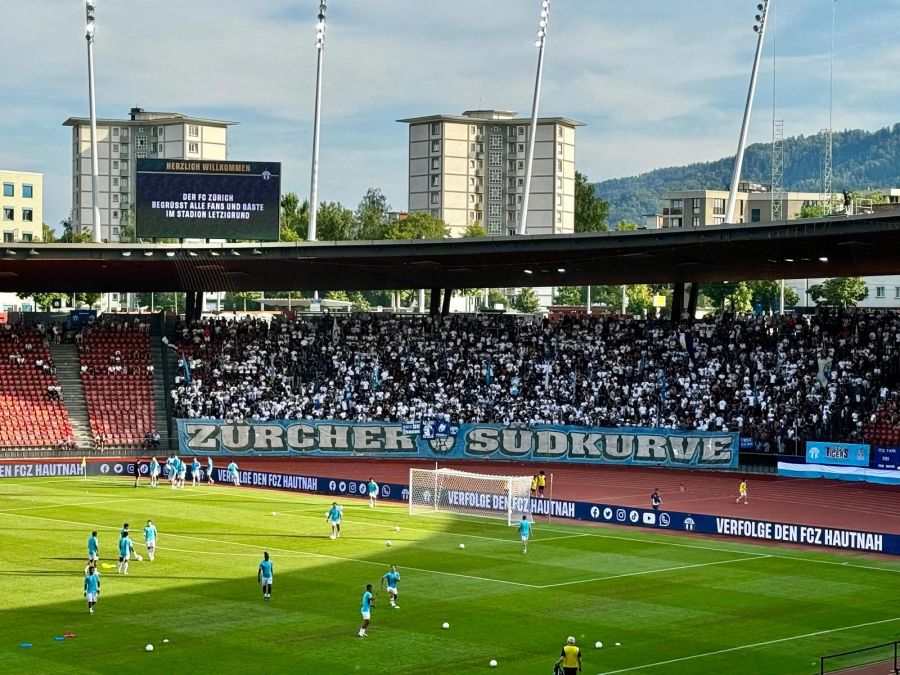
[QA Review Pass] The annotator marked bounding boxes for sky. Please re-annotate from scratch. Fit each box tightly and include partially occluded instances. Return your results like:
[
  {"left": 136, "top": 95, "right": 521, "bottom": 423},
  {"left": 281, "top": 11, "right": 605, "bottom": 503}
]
[{"left": 3, "top": 0, "right": 900, "bottom": 231}]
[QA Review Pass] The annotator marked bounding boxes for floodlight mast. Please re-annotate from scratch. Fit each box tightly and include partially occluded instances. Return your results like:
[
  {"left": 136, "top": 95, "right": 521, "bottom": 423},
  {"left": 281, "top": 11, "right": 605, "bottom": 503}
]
[
  {"left": 519, "top": 0, "right": 550, "bottom": 236},
  {"left": 85, "top": 0, "right": 101, "bottom": 243},
  {"left": 308, "top": 0, "right": 327, "bottom": 243},
  {"left": 724, "top": 1, "right": 771, "bottom": 225}
]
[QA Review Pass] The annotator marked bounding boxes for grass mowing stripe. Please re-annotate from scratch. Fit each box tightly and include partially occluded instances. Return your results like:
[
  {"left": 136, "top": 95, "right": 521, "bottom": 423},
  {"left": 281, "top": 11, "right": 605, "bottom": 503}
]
[
  {"left": 0, "top": 509, "right": 540, "bottom": 589},
  {"left": 536, "top": 554, "right": 772, "bottom": 588},
  {"left": 597, "top": 615, "right": 900, "bottom": 674}
]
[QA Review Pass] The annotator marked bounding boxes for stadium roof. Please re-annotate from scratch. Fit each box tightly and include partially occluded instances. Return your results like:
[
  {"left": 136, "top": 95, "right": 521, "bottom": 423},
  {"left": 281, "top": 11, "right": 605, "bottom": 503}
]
[{"left": 1, "top": 212, "right": 899, "bottom": 293}]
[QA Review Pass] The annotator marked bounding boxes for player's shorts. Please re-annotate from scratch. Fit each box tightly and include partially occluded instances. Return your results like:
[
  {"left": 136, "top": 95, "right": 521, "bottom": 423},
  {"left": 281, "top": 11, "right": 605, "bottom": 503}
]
[
  {"left": 86, "top": 592, "right": 98, "bottom": 603},
  {"left": 387, "top": 586, "right": 398, "bottom": 596},
  {"left": 739, "top": 489, "right": 747, "bottom": 496},
  {"left": 119, "top": 554, "right": 129, "bottom": 562},
  {"left": 146, "top": 541, "right": 155, "bottom": 550},
  {"left": 151, "top": 469, "right": 159, "bottom": 477},
  {"left": 261, "top": 576, "right": 272, "bottom": 585},
  {"left": 368, "top": 491, "right": 377, "bottom": 497},
  {"left": 330, "top": 519, "right": 341, "bottom": 525},
  {"left": 521, "top": 535, "right": 529, "bottom": 542},
  {"left": 89, "top": 553, "right": 98, "bottom": 561},
  {"left": 178, "top": 471, "right": 186, "bottom": 479},
  {"left": 361, "top": 611, "right": 370, "bottom": 621}
]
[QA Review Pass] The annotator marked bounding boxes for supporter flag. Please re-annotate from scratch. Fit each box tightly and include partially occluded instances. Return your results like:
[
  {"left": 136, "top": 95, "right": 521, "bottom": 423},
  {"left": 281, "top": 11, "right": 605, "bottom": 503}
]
[
  {"left": 331, "top": 316, "right": 340, "bottom": 340},
  {"left": 485, "top": 358, "right": 493, "bottom": 387},
  {"left": 817, "top": 357, "right": 832, "bottom": 386},
  {"left": 678, "top": 331, "right": 696, "bottom": 360},
  {"left": 510, "top": 375, "right": 520, "bottom": 397},
  {"left": 370, "top": 369, "right": 379, "bottom": 391},
  {"left": 180, "top": 351, "right": 192, "bottom": 384}
]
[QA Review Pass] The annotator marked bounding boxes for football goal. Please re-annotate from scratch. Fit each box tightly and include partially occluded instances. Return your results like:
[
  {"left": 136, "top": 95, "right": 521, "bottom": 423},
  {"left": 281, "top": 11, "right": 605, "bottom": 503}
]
[{"left": 408, "top": 467, "right": 533, "bottom": 526}]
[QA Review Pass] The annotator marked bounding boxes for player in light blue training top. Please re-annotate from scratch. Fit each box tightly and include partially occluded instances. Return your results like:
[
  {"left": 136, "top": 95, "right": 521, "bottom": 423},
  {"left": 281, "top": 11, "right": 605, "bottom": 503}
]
[
  {"left": 206, "top": 456, "right": 215, "bottom": 485},
  {"left": 149, "top": 456, "right": 160, "bottom": 487},
  {"left": 191, "top": 458, "right": 201, "bottom": 486},
  {"left": 358, "top": 584, "right": 374, "bottom": 637},
  {"left": 84, "top": 565, "right": 101, "bottom": 614},
  {"left": 258, "top": 551, "right": 273, "bottom": 600},
  {"left": 367, "top": 477, "right": 379, "bottom": 508},
  {"left": 87, "top": 530, "right": 99, "bottom": 564},
  {"left": 175, "top": 455, "right": 187, "bottom": 489},
  {"left": 326, "top": 502, "right": 343, "bottom": 540},
  {"left": 381, "top": 564, "right": 401, "bottom": 608},
  {"left": 518, "top": 514, "right": 532, "bottom": 554},
  {"left": 117, "top": 532, "right": 135, "bottom": 575},
  {"left": 143, "top": 519, "right": 158, "bottom": 562},
  {"left": 227, "top": 461, "right": 240, "bottom": 486}
]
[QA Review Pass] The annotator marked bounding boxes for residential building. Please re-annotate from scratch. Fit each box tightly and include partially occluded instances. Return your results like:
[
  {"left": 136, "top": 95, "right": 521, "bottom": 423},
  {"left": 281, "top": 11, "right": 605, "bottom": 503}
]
[
  {"left": 398, "top": 110, "right": 582, "bottom": 238},
  {"left": 63, "top": 107, "right": 235, "bottom": 242},
  {"left": 657, "top": 182, "right": 822, "bottom": 229},
  {"left": 0, "top": 170, "right": 42, "bottom": 243}
]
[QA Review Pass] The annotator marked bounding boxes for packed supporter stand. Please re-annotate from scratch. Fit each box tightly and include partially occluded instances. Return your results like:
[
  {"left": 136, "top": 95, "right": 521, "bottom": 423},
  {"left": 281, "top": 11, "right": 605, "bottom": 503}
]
[
  {"left": 78, "top": 320, "right": 156, "bottom": 448},
  {"left": 0, "top": 325, "right": 73, "bottom": 449},
  {"left": 170, "top": 311, "right": 900, "bottom": 449}
]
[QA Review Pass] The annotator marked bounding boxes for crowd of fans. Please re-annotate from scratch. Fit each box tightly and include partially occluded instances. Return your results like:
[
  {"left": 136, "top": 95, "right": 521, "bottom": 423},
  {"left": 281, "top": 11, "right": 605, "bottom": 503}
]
[{"left": 169, "top": 311, "right": 900, "bottom": 449}]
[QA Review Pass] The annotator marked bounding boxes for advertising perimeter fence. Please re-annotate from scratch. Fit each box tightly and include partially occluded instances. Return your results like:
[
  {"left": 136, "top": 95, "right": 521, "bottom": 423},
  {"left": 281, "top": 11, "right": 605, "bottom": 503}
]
[{"left": 819, "top": 640, "right": 899, "bottom": 674}]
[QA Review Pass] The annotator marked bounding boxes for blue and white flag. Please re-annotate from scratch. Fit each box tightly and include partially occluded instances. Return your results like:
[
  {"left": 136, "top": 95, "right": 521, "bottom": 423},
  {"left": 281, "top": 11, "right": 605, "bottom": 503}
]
[{"left": 485, "top": 358, "right": 493, "bottom": 387}]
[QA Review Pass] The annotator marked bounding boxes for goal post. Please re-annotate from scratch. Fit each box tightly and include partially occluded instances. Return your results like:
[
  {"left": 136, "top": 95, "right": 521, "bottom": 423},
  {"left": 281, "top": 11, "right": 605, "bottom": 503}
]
[{"left": 408, "top": 467, "right": 533, "bottom": 526}]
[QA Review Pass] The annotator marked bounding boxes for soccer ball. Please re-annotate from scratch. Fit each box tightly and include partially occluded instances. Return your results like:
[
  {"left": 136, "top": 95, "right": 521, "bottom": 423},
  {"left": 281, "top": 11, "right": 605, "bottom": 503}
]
[
  {"left": 271, "top": 511, "right": 277, "bottom": 516},
  {"left": 458, "top": 543, "right": 465, "bottom": 550},
  {"left": 394, "top": 526, "right": 400, "bottom": 532},
  {"left": 145, "top": 644, "right": 154, "bottom": 652},
  {"left": 442, "top": 622, "right": 450, "bottom": 629},
  {"left": 385, "top": 540, "right": 392, "bottom": 547},
  {"left": 489, "top": 659, "right": 498, "bottom": 668},
  {"left": 595, "top": 641, "right": 603, "bottom": 649},
  {"left": 135, "top": 554, "right": 143, "bottom": 562}
]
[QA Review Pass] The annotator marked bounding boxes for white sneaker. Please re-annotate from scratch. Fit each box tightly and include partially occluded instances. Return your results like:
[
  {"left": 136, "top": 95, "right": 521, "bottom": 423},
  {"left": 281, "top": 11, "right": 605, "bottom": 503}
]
[
  {"left": 89, "top": 607, "right": 94, "bottom": 614},
  {"left": 393, "top": 605, "right": 399, "bottom": 609}
]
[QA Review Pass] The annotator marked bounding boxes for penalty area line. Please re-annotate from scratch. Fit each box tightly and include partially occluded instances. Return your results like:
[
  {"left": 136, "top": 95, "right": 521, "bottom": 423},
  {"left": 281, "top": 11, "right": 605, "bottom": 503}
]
[{"left": 597, "top": 615, "right": 900, "bottom": 674}]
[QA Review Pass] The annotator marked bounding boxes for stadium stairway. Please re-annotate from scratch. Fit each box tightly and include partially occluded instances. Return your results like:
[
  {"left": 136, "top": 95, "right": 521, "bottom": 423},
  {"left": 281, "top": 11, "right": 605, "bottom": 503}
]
[
  {"left": 150, "top": 340, "right": 174, "bottom": 451},
  {"left": 49, "top": 343, "right": 92, "bottom": 450}
]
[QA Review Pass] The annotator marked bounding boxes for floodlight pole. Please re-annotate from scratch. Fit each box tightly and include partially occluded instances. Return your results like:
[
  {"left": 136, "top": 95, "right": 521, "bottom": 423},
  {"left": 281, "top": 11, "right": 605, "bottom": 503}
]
[
  {"left": 724, "top": 0, "right": 770, "bottom": 225},
  {"left": 308, "top": 0, "right": 327, "bottom": 243},
  {"left": 519, "top": 0, "right": 550, "bottom": 236},
  {"left": 85, "top": 1, "right": 101, "bottom": 243}
]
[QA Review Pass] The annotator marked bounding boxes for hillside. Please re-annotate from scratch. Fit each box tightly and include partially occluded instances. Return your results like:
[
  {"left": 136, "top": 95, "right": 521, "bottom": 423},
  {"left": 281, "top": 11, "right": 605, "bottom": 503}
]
[{"left": 595, "top": 124, "right": 900, "bottom": 225}]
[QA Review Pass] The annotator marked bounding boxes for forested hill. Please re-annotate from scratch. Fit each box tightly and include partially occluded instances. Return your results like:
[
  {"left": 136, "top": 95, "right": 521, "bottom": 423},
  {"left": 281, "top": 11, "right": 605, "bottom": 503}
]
[{"left": 595, "top": 124, "right": 900, "bottom": 225}]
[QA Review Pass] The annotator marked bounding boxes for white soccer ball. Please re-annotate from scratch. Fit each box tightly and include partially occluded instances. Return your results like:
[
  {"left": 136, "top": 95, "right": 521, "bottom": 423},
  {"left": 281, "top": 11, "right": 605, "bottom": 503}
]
[
  {"left": 442, "top": 622, "right": 450, "bottom": 629},
  {"left": 145, "top": 644, "right": 154, "bottom": 652},
  {"left": 136, "top": 554, "right": 143, "bottom": 562},
  {"left": 615, "top": 642, "right": 621, "bottom": 647},
  {"left": 489, "top": 659, "right": 498, "bottom": 668},
  {"left": 394, "top": 526, "right": 400, "bottom": 532},
  {"left": 385, "top": 540, "right": 392, "bottom": 547},
  {"left": 163, "top": 639, "right": 169, "bottom": 643},
  {"left": 595, "top": 641, "right": 603, "bottom": 649},
  {"left": 458, "top": 543, "right": 465, "bottom": 550},
  {"left": 271, "top": 511, "right": 277, "bottom": 516}
]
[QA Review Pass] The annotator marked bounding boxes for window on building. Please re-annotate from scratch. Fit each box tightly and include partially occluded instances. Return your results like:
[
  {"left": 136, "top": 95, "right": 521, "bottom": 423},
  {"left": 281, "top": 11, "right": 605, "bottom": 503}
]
[
  {"left": 876, "top": 286, "right": 885, "bottom": 298},
  {"left": 22, "top": 208, "right": 33, "bottom": 222},
  {"left": 431, "top": 158, "right": 440, "bottom": 171},
  {"left": 22, "top": 232, "right": 33, "bottom": 242},
  {"left": 557, "top": 177, "right": 563, "bottom": 190},
  {"left": 489, "top": 204, "right": 501, "bottom": 217},
  {"left": 692, "top": 198, "right": 701, "bottom": 213},
  {"left": 556, "top": 194, "right": 562, "bottom": 206},
  {"left": 508, "top": 160, "right": 516, "bottom": 171},
  {"left": 557, "top": 142, "right": 563, "bottom": 155},
  {"left": 713, "top": 198, "right": 726, "bottom": 215},
  {"left": 431, "top": 122, "right": 440, "bottom": 135},
  {"left": 2, "top": 207, "right": 13, "bottom": 221},
  {"left": 22, "top": 184, "right": 33, "bottom": 199},
  {"left": 431, "top": 140, "right": 440, "bottom": 153},
  {"left": 430, "top": 193, "right": 439, "bottom": 205},
  {"left": 112, "top": 177, "right": 119, "bottom": 187},
  {"left": 672, "top": 199, "right": 683, "bottom": 211},
  {"left": 469, "top": 177, "right": 476, "bottom": 188},
  {"left": 508, "top": 127, "right": 516, "bottom": 138},
  {"left": 112, "top": 227, "right": 120, "bottom": 237},
  {"left": 469, "top": 160, "right": 476, "bottom": 170},
  {"left": 517, "top": 177, "right": 524, "bottom": 187},
  {"left": 517, "top": 161, "right": 525, "bottom": 171},
  {"left": 489, "top": 169, "right": 501, "bottom": 184},
  {"left": 489, "top": 186, "right": 502, "bottom": 199},
  {"left": 469, "top": 125, "right": 476, "bottom": 135},
  {"left": 517, "top": 126, "right": 525, "bottom": 136},
  {"left": 113, "top": 127, "right": 119, "bottom": 137},
  {"left": 430, "top": 209, "right": 440, "bottom": 218},
  {"left": 157, "top": 127, "right": 164, "bottom": 137},
  {"left": 489, "top": 151, "right": 501, "bottom": 167},
  {"left": 112, "top": 194, "right": 119, "bottom": 203},
  {"left": 508, "top": 178, "right": 516, "bottom": 189},
  {"left": 556, "top": 160, "right": 563, "bottom": 172},
  {"left": 136, "top": 135, "right": 148, "bottom": 150},
  {"left": 895, "top": 286, "right": 900, "bottom": 299},
  {"left": 470, "top": 142, "right": 476, "bottom": 153},
  {"left": 120, "top": 129, "right": 128, "bottom": 140},
  {"left": 507, "top": 195, "right": 516, "bottom": 207},
  {"left": 507, "top": 211, "right": 516, "bottom": 223},
  {"left": 189, "top": 125, "right": 199, "bottom": 137},
  {"left": 188, "top": 142, "right": 199, "bottom": 154},
  {"left": 507, "top": 143, "right": 515, "bottom": 154},
  {"left": 672, "top": 217, "right": 682, "bottom": 227},
  {"left": 713, "top": 216, "right": 725, "bottom": 225},
  {"left": 112, "top": 210, "right": 119, "bottom": 219},
  {"left": 469, "top": 194, "right": 476, "bottom": 204},
  {"left": 751, "top": 208, "right": 761, "bottom": 223},
  {"left": 692, "top": 216, "right": 700, "bottom": 226},
  {"left": 2, "top": 183, "right": 13, "bottom": 197},
  {"left": 489, "top": 135, "right": 502, "bottom": 149},
  {"left": 517, "top": 143, "right": 525, "bottom": 154},
  {"left": 430, "top": 175, "right": 440, "bottom": 188},
  {"left": 557, "top": 211, "right": 562, "bottom": 224},
  {"left": 3, "top": 231, "right": 13, "bottom": 242},
  {"left": 112, "top": 160, "right": 119, "bottom": 170},
  {"left": 112, "top": 143, "right": 119, "bottom": 153}
]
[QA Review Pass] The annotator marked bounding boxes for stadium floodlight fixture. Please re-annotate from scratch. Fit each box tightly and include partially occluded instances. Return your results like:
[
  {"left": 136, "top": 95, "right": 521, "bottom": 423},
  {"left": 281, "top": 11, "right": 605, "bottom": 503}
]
[
  {"left": 230, "top": 250, "right": 241, "bottom": 256},
  {"left": 143, "top": 251, "right": 154, "bottom": 257},
  {"left": 28, "top": 249, "right": 39, "bottom": 256},
  {"left": 121, "top": 251, "right": 131, "bottom": 257},
  {"left": 4, "top": 249, "right": 16, "bottom": 256},
  {"left": 784, "top": 257, "right": 794, "bottom": 262},
  {"left": 520, "top": 0, "right": 550, "bottom": 235},
  {"left": 188, "top": 251, "right": 199, "bottom": 257},
  {"left": 84, "top": 0, "right": 101, "bottom": 244},
  {"left": 524, "top": 269, "right": 534, "bottom": 275},
  {"left": 818, "top": 256, "right": 829, "bottom": 262},
  {"left": 308, "top": 0, "right": 328, "bottom": 243},
  {"left": 557, "top": 267, "right": 566, "bottom": 273},
  {"left": 252, "top": 248, "right": 263, "bottom": 256}
]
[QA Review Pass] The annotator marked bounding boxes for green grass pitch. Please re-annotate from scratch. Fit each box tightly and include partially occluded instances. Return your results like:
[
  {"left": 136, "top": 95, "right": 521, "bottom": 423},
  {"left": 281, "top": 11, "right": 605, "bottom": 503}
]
[{"left": 0, "top": 477, "right": 898, "bottom": 674}]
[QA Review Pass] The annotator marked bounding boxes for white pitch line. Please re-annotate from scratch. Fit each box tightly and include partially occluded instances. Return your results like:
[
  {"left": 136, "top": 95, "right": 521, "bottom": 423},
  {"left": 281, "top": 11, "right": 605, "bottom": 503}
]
[
  {"left": 0, "top": 510, "right": 539, "bottom": 590},
  {"left": 597, "top": 615, "right": 900, "bottom": 674},
  {"left": 537, "top": 554, "right": 772, "bottom": 589}
]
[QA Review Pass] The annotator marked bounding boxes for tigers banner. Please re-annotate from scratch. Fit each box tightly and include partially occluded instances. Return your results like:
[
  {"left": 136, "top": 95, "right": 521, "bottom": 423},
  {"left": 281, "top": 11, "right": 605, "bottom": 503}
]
[{"left": 176, "top": 420, "right": 739, "bottom": 469}]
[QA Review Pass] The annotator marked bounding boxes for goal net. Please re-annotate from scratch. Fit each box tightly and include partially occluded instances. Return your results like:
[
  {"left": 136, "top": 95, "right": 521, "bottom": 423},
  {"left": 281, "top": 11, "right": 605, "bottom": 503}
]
[{"left": 408, "top": 468, "right": 534, "bottom": 526}]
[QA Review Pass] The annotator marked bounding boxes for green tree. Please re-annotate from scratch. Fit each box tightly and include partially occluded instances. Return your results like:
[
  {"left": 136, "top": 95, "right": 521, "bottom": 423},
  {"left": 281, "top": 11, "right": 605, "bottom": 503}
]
[
  {"left": 512, "top": 287, "right": 541, "bottom": 313},
  {"left": 316, "top": 202, "right": 355, "bottom": 241},
  {"left": 747, "top": 280, "right": 799, "bottom": 312},
  {"left": 487, "top": 289, "right": 509, "bottom": 309},
  {"left": 59, "top": 214, "right": 91, "bottom": 243},
  {"left": 615, "top": 220, "right": 640, "bottom": 231},
  {"left": 807, "top": 277, "right": 869, "bottom": 307},
  {"left": 626, "top": 285, "right": 654, "bottom": 313},
  {"left": 349, "top": 292, "right": 371, "bottom": 312},
  {"left": 799, "top": 203, "right": 826, "bottom": 219},
  {"left": 222, "top": 291, "right": 261, "bottom": 311},
  {"left": 574, "top": 171, "right": 609, "bottom": 233},
  {"left": 17, "top": 292, "right": 67, "bottom": 310},
  {"left": 280, "top": 193, "right": 309, "bottom": 241},
  {"left": 383, "top": 211, "right": 448, "bottom": 240},
  {"left": 40, "top": 223, "right": 57, "bottom": 242},
  {"left": 554, "top": 286, "right": 584, "bottom": 306},
  {"left": 76, "top": 292, "right": 101, "bottom": 308},
  {"left": 462, "top": 222, "right": 487, "bottom": 237},
  {"left": 730, "top": 281, "right": 754, "bottom": 313},
  {"left": 355, "top": 188, "right": 391, "bottom": 240}
]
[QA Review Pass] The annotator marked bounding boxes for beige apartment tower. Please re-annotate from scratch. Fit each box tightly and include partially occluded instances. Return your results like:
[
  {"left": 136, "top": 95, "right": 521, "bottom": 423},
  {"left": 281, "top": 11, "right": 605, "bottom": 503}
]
[
  {"left": 0, "top": 170, "right": 42, "bottom": 243},
  {"left": 399, "top": 110, "right": 582, "bottom": 237},
  {"left": 63, "top": 108, "right": 235, "bottom": 242}
]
